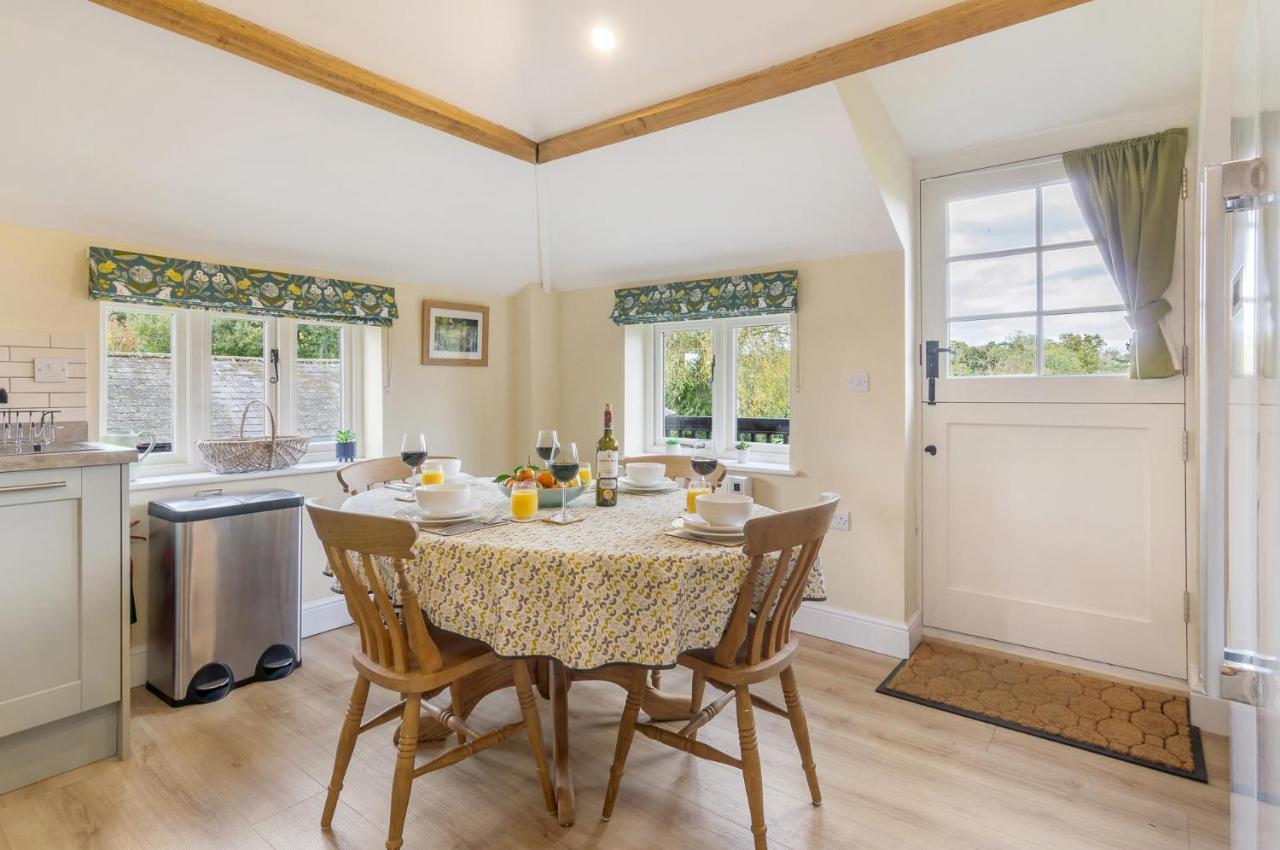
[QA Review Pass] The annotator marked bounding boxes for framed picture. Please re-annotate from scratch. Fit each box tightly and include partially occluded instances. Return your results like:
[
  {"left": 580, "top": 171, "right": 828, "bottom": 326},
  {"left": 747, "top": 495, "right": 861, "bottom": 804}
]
[{"left": 422, "top": 300, "right": 489, "bottom": 367}]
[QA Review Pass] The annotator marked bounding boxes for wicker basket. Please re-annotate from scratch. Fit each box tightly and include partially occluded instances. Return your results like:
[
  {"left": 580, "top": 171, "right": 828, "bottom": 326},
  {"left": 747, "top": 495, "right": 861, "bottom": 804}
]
[{"left": 196, "top": 400, "right": 310, "bottom": 474}]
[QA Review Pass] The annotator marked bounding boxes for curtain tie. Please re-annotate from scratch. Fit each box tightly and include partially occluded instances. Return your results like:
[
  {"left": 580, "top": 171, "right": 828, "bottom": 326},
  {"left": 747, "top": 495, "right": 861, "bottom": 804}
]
[{"left": 1125, "top": 298, "right": 1171, "bottom": 331}]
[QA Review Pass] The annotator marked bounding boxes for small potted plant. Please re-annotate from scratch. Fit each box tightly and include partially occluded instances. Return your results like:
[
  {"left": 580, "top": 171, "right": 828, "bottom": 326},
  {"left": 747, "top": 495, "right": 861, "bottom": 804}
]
[
  {"left": 664, "top": 437, "right": 682, "bottom": 455},
  {"left": 734, "top": 440, "right": 751, "bottom": 463},
  {"left": 335, "top": 430, "right": 356, "bottom": 462}
]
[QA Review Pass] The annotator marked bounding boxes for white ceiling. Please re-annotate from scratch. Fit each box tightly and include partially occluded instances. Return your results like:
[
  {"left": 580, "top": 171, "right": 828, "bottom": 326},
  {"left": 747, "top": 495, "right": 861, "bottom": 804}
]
[
  {"left": 0, "top": 0, "right": 539, "bottom": 293},
  {"left": 542, "top": 84, "right": 901, "bottom": 290},
  {"left": 0, "top": 0, "right": 1209, "bottom": 297},
  {"left": 204, "top": 0, "right": 954, "bottom": 139},
  {"left": 868, "top": 0, "right": 1204, "bottom": 157}
]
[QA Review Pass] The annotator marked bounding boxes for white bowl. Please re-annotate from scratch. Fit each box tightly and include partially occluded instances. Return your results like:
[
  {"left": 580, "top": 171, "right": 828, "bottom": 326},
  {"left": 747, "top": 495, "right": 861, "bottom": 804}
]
[
  {"left": 626, "top": 462, "right": 666, "bottom": 485},
  {"left": 423, "top": 457, "right": 463, "bottom": 479},
  {"left": 695, "top": 493, "right": 753, "bottom": 528},
  {"left": 415, "top": 483, "right": 471, "bottom": 514}
]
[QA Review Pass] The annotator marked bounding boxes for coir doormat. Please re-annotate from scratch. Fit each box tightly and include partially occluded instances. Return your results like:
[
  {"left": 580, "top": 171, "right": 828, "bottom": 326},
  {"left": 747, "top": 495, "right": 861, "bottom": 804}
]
[{"left": 876, "top": 641, "right": 1206, "bottom": 782}]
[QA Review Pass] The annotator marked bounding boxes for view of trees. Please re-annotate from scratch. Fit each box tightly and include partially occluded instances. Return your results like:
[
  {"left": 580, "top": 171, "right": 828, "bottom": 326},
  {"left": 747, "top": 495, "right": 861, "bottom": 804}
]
[
  {"left": 106, "top": 310, "right": 171, "bottom": 354},
  {"left": 105, "top": 311, "right": 339, "bottom": 359},
  {"left": 660, "top": 323, "right": 791, "bottom": 423},
  {"left": 662, "top": 329, "right": 712, "bottom": 416},
  {"left": 950, "top": 330, "right": 1129, "bottom": 376}
]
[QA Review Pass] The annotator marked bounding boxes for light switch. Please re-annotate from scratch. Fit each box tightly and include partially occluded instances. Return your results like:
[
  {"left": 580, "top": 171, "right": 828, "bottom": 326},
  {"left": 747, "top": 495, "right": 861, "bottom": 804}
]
[
  {"left": 848, "top": 371, "right": 870, "bottom": 393},
  {"left": 34, "top": 357, "right": 69, "bottom": 383}
]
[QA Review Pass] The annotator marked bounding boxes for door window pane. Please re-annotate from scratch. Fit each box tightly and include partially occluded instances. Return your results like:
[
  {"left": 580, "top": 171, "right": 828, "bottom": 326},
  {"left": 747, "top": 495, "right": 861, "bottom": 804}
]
[
  {"left": 210, "top": 317, "right": 266, "bottom": 438},
  {"left": 661, "top": 328, "right": 712, "bottom": 441},
  {"left": 1041, "top": 181, "right": 1092, "bottom": 245},
  {"left": 948, "top": 317, "right": 1037, "bottom": 376},
  {"left": 105, "top": 310, "right": 174, "bottom": 450},
  {"left": 948, "top": 254, "right": 1037, "bottom": 317},
  {"left": 947, "top": 189, "right": 1036, "bottom": 256},
  {"left": 734, "top": 323, "right": 790, "bottom": 445},
  {"left": 1042, "top": 312, "right": 1132, "bottom": 375},
  {"left": 295, "top": 324, "right": 343, "bottom": 441},
  {"left": 1043, "top": 245, "right": 1122, "bottom": 311}
]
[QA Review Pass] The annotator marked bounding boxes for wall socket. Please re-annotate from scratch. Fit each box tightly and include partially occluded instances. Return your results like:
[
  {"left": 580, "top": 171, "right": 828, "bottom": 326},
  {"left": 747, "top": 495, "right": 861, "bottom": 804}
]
[{"left": 830, "top": 511, "right": 850, "bottom": 532}]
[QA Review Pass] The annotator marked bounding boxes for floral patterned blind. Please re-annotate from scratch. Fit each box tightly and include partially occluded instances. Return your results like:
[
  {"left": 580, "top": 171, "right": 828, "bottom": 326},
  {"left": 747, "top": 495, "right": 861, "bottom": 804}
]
[
  {"left": 88, "top": 247, "right": 399, "bottom": 326},
  {"left": 609, "top": 270, "right": 798, "bottom": 325}
]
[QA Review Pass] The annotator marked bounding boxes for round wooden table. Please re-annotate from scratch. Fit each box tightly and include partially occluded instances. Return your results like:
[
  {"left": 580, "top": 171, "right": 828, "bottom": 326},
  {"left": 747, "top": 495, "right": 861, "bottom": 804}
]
[{"left": 341, "top": 481, "right": 826, "bottom": 826}]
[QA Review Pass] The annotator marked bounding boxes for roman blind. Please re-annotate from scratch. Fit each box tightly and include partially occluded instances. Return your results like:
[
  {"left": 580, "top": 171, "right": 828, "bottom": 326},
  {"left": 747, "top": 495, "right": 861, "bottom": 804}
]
[{"left": 610, "top": 270, "right": 798, "bottom": 325}]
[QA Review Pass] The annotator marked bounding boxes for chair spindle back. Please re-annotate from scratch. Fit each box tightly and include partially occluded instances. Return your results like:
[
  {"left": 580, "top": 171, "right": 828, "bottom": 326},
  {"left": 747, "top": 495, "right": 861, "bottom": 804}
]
[
  {"left": 306, "top": 500, "right": 444, "bottom": 674},
  {"left": 336, "top": 456, "right": 412, "bottom": 495},
  {"left": 712, "top": 493, "right": 840, "bottom": 668},
  {"left": 622, "top": 454, "right": 727, "bottom": 487}
]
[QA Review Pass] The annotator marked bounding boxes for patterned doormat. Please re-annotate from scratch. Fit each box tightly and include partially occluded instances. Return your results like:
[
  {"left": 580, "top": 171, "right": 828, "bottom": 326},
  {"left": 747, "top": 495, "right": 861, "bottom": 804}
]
[{"left": 876, "top": 641, "right": 1206, "bottom": 782}]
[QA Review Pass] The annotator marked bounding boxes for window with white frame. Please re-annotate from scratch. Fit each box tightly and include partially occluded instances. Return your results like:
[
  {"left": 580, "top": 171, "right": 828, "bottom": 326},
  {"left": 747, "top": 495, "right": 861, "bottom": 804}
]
[
  {"left": 102, "top": 304, "right": 357, "bottom": 470},
  {"left": 938, "top": 163, "right": 1130, "bottom": 377},
  {"left": 647, "top": 315, "right": 792, "bottom": 460}
]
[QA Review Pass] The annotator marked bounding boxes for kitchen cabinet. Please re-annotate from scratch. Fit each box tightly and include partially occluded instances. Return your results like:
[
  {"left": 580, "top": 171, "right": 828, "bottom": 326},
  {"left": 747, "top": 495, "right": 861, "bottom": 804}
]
[{"left": 0, "top": 459, "right": 130, "bottom": 794}]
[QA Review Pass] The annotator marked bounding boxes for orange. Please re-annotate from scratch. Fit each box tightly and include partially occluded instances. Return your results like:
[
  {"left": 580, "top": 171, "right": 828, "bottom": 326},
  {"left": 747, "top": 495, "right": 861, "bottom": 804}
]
[
  {"left": 537, "top": 470, "right": 556, "bottom": 489},
  {"left": 515, "top": 467, "right": 536, "bottom": 482}
]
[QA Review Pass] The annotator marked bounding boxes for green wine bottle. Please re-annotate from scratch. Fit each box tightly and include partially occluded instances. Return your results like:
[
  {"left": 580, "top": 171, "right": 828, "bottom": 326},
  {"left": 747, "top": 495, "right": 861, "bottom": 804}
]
[{"left": 596, "top": 403, "right": 619, "bottom": 507}]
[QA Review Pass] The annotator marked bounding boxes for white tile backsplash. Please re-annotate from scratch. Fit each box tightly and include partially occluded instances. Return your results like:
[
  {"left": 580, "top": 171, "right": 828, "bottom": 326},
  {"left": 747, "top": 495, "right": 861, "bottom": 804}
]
[{"left": 0, "top": 330, "right": 89, "bottom": 428}]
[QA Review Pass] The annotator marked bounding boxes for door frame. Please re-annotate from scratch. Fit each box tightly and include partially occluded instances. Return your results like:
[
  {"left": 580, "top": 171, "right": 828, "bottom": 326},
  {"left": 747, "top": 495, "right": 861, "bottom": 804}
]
[{"left": 911, "top": 109, "right": 1200, "bottom": 683}]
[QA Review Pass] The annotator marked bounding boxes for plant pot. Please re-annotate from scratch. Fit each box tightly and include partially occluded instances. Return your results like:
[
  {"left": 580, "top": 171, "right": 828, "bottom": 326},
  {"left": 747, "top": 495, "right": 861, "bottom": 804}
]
[
  {"left": 336, "top": 441, "right": 356, "bottom": 462},
  {"left": 665, "top": 444, "right": 682, "bottom": 455},
  {"left": 735, "top": 449, "right": 750, "bottom": 463}
]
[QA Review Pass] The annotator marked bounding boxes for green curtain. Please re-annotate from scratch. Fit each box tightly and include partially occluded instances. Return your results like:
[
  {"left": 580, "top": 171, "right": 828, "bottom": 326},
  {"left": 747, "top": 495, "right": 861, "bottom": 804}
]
[
  {"left": 1062, "top": 128, "right": 1187, "bottom": 379},
  {"left": 88, "top": 247, "right": 399, "bottom": 326},
  {"left": 610, "top": 270, "right": 797, "bottom": 325}
]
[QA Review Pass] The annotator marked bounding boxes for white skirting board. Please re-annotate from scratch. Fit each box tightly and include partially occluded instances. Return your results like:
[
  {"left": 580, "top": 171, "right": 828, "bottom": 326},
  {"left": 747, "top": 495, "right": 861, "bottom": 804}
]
[
  {"left": 791, "top": 603, "right": 922, "bottom": 660},
  {"left": 128, "top": 597, "right": 354, "bottom": 688}
]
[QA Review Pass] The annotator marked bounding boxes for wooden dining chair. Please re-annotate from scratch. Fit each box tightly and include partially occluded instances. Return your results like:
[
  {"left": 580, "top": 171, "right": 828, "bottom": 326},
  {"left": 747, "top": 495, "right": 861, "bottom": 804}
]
[
  {"left": 601, "top": 493, "right": 840, "bottom": 850},
  {"left": 306, "top": 501, "right": 556, "bottom": 850},
  {"left": 336, "top": 456, "right": 412, "bottom": 494},
  {"left": 622, "top": 453, "right": 727, "bottom": 487}
]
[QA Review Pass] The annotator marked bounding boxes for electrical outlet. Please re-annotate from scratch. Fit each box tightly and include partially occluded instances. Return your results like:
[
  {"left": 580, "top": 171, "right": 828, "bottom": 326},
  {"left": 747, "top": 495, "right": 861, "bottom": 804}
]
[
  {"left": 34, "top": 357, "right": 68, "bottom": 383},
  {"left": 848, "top": 371, "right": 869, "bottom": 393},
  {"left": 830, "top": 511, "right": 850, "bottom": 532}
]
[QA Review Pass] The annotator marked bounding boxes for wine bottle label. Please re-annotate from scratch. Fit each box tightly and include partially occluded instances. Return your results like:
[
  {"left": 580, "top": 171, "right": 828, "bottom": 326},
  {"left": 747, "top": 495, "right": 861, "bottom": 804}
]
[{"left": 597, "top": 449, "right": 619, "bottom": 478}]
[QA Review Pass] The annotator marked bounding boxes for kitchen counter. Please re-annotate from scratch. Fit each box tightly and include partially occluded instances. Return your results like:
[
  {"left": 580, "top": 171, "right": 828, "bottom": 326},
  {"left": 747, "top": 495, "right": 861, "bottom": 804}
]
[{"left": 0, "top": 442, "right": 137, "bottom": 473}]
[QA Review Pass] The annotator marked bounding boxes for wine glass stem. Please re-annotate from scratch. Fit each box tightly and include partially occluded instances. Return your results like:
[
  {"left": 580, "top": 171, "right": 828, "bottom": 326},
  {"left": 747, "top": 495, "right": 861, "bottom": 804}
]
[{"left": 560, "top": 484, "right": 567, "bottom": 520}]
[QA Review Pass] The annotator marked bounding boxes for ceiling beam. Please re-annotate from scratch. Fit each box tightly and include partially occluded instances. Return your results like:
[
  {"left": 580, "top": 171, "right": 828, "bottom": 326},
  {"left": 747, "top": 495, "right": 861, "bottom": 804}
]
[
  {"left": 88, "top": 0, "right": 539, "bottom": 163},
  {"left": 535, "top": 0, "right": 1091, "bottom": 163}
]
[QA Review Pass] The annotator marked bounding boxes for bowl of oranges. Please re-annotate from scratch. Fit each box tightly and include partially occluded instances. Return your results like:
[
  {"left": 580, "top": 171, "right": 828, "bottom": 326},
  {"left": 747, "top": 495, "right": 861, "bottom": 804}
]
[{"left": 494, "top": 465, "right": 586, "bottom": 508}]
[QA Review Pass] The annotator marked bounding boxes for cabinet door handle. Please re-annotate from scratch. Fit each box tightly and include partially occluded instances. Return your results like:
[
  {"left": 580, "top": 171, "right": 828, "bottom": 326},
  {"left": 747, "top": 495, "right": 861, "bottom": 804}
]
[{"left": 0, "top": 480, "right": 68, "bottom": 493}]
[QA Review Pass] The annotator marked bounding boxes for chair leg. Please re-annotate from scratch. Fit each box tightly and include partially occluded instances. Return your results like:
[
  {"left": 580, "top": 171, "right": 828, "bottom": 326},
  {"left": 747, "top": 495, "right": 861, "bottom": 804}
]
[
  {"left": 601, "top": 667, "right": 646, "bottom": 821},
  {"left": 386, "top": 693, "right": 421, "bottom": 850},
  {"left": 735, "top": 686, "right": 768, "bottom": 850},
  {"left": 450, "top": 681, "right": 466, "bottom": 745},
  {"left": 512, "top": 662, "right": 557, "bottom": 814},
  {"left": 650, "top": 668, "right": 662, "bottom": 689},
  {"left": 322, "top": 675, "right": 370, "bottom": 829},
  {"left": 688, "top": 671, "right": 707, "bottom": 741},
  {"left": 780, "top": 666, "right": 821, "bottom": 806}
]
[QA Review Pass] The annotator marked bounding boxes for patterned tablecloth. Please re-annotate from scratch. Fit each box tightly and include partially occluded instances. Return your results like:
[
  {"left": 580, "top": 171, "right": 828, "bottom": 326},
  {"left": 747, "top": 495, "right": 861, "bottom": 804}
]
[{"left": 340, "top": 482, "right": 826, "bottom": 670}]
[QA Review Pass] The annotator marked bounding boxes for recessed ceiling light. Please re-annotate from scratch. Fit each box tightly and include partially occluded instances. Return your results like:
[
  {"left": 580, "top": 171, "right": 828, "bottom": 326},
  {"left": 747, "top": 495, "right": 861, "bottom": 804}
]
[{"left": 590, "top": 25, "right": 616, "bottom": 52}]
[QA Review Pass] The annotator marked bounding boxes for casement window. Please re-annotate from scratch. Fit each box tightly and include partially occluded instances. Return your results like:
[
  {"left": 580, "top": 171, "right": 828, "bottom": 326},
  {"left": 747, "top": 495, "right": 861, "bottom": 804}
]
[
  {"left": 644, "top": 315, "right": 793, "bottom": 461},
  {"left": 101, "top": 304, "right": 357, "bottom": 472},
  {"left": 925, "top": 158, "right": 1131, "bottom": 378}
]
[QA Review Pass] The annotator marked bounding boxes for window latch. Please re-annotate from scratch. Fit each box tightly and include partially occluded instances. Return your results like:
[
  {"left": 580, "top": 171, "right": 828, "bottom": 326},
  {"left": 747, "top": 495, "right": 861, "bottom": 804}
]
[
  {"left": 924, "top": 340, "right": 950, "bottom": 405},
  {"left": 269, "top": 348, "right": 280, "bottom": 384}
]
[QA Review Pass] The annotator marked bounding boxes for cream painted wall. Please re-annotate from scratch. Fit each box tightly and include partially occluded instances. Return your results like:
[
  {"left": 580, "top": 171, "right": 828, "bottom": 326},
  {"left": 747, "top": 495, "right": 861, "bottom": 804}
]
[
  {"left": 0, "top": 219, "right": 524, "bottom": 650},
  {"left": 555, "top": 253, "right": 913, "bottom": 623}
]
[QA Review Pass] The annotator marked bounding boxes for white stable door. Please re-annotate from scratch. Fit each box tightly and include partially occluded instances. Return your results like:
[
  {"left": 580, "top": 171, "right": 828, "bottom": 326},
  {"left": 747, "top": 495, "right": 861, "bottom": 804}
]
[{"left": 921, "top": 157, "right": 1189, "bottom": 679}]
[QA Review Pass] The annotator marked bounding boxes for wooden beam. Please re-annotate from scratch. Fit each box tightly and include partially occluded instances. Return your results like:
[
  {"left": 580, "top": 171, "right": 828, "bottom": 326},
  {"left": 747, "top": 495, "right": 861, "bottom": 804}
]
[
  {"left": 536, "top": 0, "right": 1091, "bottom": 163},
  {"left": 89, "top": 0, "right": 538, "bottom": 163}
]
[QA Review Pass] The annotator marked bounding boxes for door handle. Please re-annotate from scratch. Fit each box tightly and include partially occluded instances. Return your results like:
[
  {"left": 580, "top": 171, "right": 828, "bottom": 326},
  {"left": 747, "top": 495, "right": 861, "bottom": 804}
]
[
  {"left": 924, "top": 340, "right": 951, "bottom": 405},
  {"left": 924, "top": 445, "right": 937, "bottom": 456},
  {"left": 0, "top": 480, "right": 67, "bottom": 493}
]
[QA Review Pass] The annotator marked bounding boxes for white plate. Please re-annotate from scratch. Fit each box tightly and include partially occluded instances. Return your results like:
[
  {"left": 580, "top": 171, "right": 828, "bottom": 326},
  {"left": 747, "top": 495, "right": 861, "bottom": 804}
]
[
  {"left": 446, "top": 472, "right": 478, "bottom": 484},
  {"left": 671, "top": 518, "right": 745, "bottom": 540},
  {"left": 400, "top": 505, "right": 478, "bottom": 524},
  {"left": 620, "top": 476, "right": 676, "bottom": 491},
  {"left": 681, "top": 513, "right": 746, "bottom": 533}
]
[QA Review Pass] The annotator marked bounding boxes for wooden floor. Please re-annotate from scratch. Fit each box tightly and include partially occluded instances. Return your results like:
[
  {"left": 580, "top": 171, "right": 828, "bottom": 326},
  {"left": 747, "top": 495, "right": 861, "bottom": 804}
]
[{"left": 0, "top": 628, "right": 1230, "bottom": 849}]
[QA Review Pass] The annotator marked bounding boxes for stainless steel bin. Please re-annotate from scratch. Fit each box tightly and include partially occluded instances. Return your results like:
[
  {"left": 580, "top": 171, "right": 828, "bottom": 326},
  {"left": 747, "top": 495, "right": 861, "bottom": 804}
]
[{"left": 146, "top": 489, "right": 303, "bottom": 705}]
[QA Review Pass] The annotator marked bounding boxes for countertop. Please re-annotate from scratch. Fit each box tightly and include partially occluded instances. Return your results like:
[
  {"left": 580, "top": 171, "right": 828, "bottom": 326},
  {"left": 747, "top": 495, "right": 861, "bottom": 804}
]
[{"left": 0, "top": 442, "right": 138, "bottom": 473}]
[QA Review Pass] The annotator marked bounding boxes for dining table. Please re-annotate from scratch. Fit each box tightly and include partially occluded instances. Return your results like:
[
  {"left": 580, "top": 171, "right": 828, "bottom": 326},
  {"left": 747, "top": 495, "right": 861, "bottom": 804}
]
[{"left": 340, "top": 478, "right": 826, "bottom": 826}]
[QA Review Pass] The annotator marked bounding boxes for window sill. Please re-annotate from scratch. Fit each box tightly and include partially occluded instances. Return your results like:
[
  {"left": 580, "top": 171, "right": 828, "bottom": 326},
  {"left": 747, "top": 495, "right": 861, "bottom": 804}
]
[
  {"left": 721, "top": 460, "right": 797, "bottom": 477},
  {"left": 131, "top": 458, "right": 352, "bottom": 493}
]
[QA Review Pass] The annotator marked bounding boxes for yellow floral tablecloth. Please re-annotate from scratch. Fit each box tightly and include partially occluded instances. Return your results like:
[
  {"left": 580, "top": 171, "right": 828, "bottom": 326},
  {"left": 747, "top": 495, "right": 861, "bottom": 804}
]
[{"left": 341, "top": 483, "right": 826, "bottom": 670}]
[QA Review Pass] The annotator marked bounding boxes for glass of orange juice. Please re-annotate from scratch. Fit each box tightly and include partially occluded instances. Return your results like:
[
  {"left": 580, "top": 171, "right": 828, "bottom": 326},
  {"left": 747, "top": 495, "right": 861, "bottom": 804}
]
[
  {"left": 577, "top": 463, "right": 592, "bottom": 486},
  {"left": 686, "top": 485, "right": 711, "bottom": 515},
  {"left": 420, "top": 467, "right": 445, "bottom": 485},
  {"left": 510, "top": 480, "right": 539, "bottom": 521}
]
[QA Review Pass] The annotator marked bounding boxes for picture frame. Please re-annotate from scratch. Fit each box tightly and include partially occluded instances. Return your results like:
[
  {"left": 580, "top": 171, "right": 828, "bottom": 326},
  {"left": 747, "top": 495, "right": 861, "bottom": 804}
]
[{"left": 421, "top": 300, "right": 489, "bottom": 367}]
